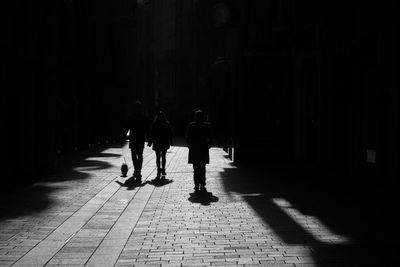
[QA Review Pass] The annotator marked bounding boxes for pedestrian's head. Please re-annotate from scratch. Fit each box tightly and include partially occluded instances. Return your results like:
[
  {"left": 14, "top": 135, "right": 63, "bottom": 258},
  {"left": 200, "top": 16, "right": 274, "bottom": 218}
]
[
  {"left": 194, "top": 110, "right": 204, "bottom": 122},
  {"left": 155, "top": 111, "right": 167, "bottom": 123},
  {"left": 133, "top": 101, "right": 142, "bottom": 114}
]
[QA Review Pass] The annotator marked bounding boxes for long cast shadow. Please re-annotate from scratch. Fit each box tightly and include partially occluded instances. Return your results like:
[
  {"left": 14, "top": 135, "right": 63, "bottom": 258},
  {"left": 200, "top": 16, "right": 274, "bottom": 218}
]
[
  {"left": 0, "top": 145, "right": 120, "bottom": 221},
  {"left": 220, "top": 166, "right": 380, "bottom": 266},
  {"left": 0, "top": 185, "right": 59, "bottom": 220}
]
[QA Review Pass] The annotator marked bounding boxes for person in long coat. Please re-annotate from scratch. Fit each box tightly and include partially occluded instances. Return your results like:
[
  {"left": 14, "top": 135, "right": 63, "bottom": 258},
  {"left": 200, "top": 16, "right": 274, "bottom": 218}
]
[
  {"left": 148, "top": 111, "right": 173, "bottom": 178},
  {"left": 186, "top": 110, "right": 212, "bottom": 193}
]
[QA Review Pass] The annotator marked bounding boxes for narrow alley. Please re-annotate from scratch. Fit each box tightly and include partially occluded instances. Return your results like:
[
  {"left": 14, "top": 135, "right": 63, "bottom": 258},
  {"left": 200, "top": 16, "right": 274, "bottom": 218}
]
[{"left": 0, "top": 144, "right": 375, "bottom": 266}]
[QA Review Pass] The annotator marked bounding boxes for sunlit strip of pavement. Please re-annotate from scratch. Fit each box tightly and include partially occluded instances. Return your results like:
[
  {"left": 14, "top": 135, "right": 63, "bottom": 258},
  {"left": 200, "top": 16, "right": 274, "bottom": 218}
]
[
  {"left": 12, "top": 178, "right": 122, "bottom": 266},
  {"left": 1, "top": 144, "right": 360, "bottom": 267},
  {"left": 85, "top": 184, "right": 154, "bottom": 266},
  {"left": 272, "top": 198, "right": 353, "bottom": 245},
  {"left": 114, "top": 147, "right": 357, "bottom": 266},
  {"left": 85, "top": 147, "right": 181, "bottom": 266},
  {"left": 10, "top": 144, "right": 154, "bottom": 266}
]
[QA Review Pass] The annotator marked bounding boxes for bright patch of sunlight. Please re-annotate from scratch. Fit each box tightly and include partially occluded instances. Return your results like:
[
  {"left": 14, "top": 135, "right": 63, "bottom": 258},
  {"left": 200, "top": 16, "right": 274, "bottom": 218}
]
[
  {"left": 73, "top": 166, "right": 104, "bottom": 171},
  {"left": 272, "top": 198, "right": 353, "bottom": 245}
]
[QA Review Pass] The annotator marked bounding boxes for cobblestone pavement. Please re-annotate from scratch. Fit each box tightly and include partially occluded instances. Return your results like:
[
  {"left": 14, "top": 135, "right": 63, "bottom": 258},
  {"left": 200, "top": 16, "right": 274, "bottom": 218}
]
[{"left": 0, "top": 145, "right": 372, "bottom": 266}]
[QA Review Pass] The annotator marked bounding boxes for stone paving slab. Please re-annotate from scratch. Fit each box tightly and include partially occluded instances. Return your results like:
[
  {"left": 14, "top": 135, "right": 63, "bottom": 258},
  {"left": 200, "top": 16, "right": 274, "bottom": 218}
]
[{"left": 0, "top": 144, "right": 369, "bottom": 266}]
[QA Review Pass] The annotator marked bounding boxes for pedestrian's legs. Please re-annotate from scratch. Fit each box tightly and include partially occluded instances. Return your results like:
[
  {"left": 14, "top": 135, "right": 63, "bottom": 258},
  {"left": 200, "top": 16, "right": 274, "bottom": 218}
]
[
  {"left": 130, "top": 149, "right": 138, "bottom": 175},
  {"left": 193, "top": 164, "right": 201, "bottom": 192},
  {"left": 155, "top": 151, "right": 161, "bottom": 177},
  {"left": 199, "top": 164, "right": 206, "bottom": 191},
  {"left": 161, "top": 150, "right": 166, "bottom": 175},
  {"left": 137, "top": 146, "right": 144, "bottom": 177}
]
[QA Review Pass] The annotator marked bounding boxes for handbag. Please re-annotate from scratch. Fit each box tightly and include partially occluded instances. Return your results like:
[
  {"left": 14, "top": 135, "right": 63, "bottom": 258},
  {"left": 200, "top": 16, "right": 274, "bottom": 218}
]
[{"left": 120, "top": 149, "right": 129, "bottom": 177}]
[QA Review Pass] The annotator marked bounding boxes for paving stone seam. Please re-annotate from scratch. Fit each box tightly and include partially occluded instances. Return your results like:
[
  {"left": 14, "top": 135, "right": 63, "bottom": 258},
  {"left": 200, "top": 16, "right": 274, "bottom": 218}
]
[
  {"left": 12, "top": 176, "right": 121, "bottom": 266},
  {"left": 84, "top": 183, "right": 155, "bottom": 265},
  {"left": 5, "top": 149, "right": 131, "bottom": 265},
  {"left": 2, "top": 172, "right": 115, "bottom": 251},
  {"left": 11, "top": 147, "right": 155, "bottom": 266},
  {"left": 138, "top": 148, "right": 186, "bottom": 265},
  {"left": 48, "top": 147, "right": 157, "bottom": 266},
  {"left": 9, "top": 174, "right": 118, "bottom": 266},
  {"left": 113, "top": 147, "right": 182, "bottom": 265},
  {"left": 84, "top": 146, "right": 181, "bottom": 266}
]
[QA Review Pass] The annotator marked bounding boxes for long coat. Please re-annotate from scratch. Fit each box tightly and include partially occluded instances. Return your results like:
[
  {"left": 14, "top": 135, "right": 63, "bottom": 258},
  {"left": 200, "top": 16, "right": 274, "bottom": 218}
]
[
  {"left": 150, "top": 122, "right": 173, "bottom": 152},
  {"left": 186, "top": 121, "right": 212, "bottom": 164}
]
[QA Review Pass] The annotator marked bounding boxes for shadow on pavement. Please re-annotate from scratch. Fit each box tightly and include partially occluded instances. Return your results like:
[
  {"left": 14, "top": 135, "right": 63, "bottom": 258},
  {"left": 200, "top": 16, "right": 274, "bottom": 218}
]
[
  {"left": 0, "top": 145, "right": 119, "bottom": 221},
  {"left": 220, "top": 166, "right": 384, "bottom": 266},
  {"left": 147, "top": 177, "right": 174, "bottom": 187},
  {"left": 0, "top": 184, "right": 59, "bottom": 220},
  {"left": 51, "top": 147, "right": 116, "bottom": 181},
  {"left": 86, "top": 152, "right": 121, "bottom": 158},
  {"left": 116, "top": 176, "right": 147, "bottom": 190},
  {"left": 188, "top": 191, "right": 219, "bottom": 206}
]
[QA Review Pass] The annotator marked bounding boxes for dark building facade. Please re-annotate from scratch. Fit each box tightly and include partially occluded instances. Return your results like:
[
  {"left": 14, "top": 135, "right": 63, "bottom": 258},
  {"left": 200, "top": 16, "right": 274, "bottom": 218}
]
[
  {"left": 1, "top": 0, "right": 139, "bottom": 190},
  {"left": 226, "top": 1, "right": 399, "bottom": 187},
  {"left": 134, "top": 0, "right": 239, "bottom": 142}
]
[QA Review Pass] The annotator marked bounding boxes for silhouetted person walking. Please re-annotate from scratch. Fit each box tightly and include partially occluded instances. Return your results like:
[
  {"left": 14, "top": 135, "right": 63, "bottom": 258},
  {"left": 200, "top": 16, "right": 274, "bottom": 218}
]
[
  {"left": 186, "top": 110, "right": 212, "bottom": 193},
  {"left": 122, "top": 101, "right": 150, "bottom": 179},
  {"left": 148, "top": 111, "right": 173, "bottom": 178}
]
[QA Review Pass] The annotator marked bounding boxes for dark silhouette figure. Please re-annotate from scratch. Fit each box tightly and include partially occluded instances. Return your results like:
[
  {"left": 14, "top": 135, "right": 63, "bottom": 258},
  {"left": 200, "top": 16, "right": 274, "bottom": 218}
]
[
  {"left": 186, "top": 110, "right": 212, "bottom": 193},
  {"left": 122, "top": 101, "right": 150, "bottom": 179},
  {"left": 148, "top": 111, "right": 173, "bottom": 178}
]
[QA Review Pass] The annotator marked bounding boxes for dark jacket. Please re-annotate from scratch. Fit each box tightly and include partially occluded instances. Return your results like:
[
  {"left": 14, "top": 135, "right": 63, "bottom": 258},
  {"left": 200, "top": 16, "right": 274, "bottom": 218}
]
[
  {"left": 150, "top": 122, "right": 173, "bottom": 152},
  {"left": 186, "top": 121, "right": 212, "bottom": 164},
  {"left": 124, "top": 113, "right": 150, "bottom": 149}
]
